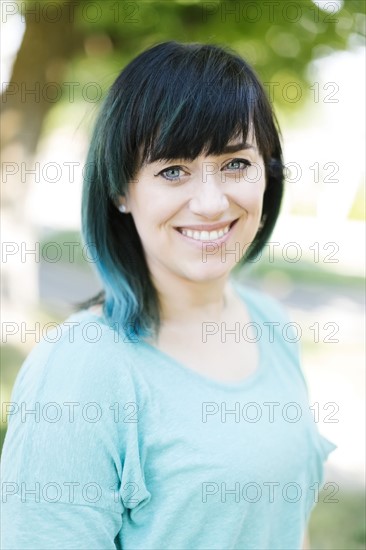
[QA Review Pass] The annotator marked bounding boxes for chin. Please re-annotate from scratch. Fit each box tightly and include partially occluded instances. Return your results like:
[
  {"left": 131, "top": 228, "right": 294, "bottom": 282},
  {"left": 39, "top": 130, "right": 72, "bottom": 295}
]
[{"left": 180, "top": 261, "right": 235, "bottom": 283}]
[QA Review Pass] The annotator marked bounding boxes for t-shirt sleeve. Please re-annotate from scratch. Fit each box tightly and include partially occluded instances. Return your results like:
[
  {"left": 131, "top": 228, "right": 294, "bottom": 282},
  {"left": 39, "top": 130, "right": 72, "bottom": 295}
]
[{"left": 0, "top": 321, "right": 151, "bottom": 549}]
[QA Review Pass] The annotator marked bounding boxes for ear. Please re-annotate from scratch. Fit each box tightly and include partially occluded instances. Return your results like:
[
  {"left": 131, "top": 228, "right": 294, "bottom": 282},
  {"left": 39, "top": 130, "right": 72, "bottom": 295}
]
[{"left": 115, "top": 195, "right": 129, "bottom": 214}]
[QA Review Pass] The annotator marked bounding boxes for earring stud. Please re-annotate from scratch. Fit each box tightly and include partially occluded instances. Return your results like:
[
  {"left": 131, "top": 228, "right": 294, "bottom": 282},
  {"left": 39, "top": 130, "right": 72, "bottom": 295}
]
[{"left": 118, "top": 204, "right": 127, "bottom": 213}]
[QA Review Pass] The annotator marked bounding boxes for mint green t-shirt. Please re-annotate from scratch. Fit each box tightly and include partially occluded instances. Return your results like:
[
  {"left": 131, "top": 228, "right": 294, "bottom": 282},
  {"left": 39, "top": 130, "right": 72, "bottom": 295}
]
[{"left": 1, "top": 283, "right": 336, "bottom": 549}]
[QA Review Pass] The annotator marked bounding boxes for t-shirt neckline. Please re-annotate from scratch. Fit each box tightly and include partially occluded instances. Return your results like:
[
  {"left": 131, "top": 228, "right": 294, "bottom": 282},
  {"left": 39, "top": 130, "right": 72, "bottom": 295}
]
[{"left": 137, "top": 282, "right": 267, "bottom": 392}]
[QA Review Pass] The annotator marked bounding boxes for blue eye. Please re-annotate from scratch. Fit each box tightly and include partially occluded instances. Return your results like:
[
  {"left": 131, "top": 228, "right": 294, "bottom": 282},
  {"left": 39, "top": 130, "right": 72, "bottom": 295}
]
[
  {"left": 156, "top": 166, "right": 185, "bottom": 181},
  {"left": 224, "top": 158, "right": 252, "bottom": 171}
]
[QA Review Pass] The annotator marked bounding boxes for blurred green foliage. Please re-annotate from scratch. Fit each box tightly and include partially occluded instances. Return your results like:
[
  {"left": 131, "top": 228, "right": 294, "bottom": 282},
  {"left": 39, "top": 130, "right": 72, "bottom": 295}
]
[
  {"left": 309, "top": 489, "right": 366, "bottom": 549},
  {"left": 4, "top": 0, "right": 365, "bottom": 160},
  {"left": 21, "top": 0, "right": 366, "bottom": 121}
]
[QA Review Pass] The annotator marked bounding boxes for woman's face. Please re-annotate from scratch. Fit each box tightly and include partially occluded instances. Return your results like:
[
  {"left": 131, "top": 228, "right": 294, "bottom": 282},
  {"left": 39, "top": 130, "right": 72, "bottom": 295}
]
[{"left": 120, "top": 134, "right": 266, "bottom": 285}]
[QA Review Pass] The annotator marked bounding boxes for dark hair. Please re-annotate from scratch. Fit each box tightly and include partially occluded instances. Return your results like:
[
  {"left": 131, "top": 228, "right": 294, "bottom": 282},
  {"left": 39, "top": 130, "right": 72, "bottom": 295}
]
[{"left": 79, "top": 40, "right": 284, "bottom": 340}]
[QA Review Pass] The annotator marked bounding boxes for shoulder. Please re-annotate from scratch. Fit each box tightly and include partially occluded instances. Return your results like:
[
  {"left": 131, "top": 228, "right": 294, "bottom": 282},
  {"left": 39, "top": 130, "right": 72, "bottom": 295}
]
[
  {"left": 3, "top": 309, "right": 150, "bottom": 513},
  {"left": 231, "top": 280, "right": 305, "bottom": 375},
  {"left": 10, "top": 308, "right": 137, "bottom": 407}
]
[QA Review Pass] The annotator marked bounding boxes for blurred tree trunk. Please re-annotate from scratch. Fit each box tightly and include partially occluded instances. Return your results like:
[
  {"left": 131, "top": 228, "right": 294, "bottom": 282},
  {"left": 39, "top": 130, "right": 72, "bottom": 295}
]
[
  {"left": 1, "top": 0, "right": 82, "bottom": 316},
  {"left": 1, "top": 0, "right": 82, "bottom": 212}
]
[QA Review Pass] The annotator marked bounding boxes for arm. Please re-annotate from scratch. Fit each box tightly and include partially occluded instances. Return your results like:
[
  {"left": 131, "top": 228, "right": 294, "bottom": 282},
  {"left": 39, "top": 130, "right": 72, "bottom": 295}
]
[
  {"left": 1, "top": 360, "right": 125, "bottom": 548},
  {"left": 1, "top": 498, "right": 122, "bottom": 550},
  {"left": 1, "top": 326, "right": 149, "bottom": 548}
]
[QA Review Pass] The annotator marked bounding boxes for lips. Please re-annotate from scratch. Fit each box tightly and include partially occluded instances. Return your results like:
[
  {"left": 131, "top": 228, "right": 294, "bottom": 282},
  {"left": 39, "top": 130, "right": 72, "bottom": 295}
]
[{"left": 175, "top": 218, "right": 239, "bottom": 233}]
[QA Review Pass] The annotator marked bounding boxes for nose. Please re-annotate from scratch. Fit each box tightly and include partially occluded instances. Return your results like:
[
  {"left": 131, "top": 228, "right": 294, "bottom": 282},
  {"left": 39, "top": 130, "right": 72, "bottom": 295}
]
[{"left": 189, "top": 174, "right": 229, "bottom": 218}]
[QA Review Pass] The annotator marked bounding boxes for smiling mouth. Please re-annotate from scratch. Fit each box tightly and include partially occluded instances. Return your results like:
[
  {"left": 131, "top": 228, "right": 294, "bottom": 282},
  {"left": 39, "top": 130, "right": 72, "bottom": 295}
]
[{"left": 175, "top": 219, "right": 239, "bottom": 242}]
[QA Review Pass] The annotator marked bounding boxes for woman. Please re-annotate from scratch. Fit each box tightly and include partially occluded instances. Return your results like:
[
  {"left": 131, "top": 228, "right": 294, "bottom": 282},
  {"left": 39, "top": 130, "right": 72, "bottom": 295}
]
[{"left": 1, "top": 41, "right": 336, "bottom": 549}]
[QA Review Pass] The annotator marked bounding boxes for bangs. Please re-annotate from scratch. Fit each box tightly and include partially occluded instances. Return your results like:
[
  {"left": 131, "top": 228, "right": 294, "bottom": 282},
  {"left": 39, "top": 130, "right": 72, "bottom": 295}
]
[
  {"left": 114, "top": 42, "right": 276, "bottom": 173},
  {"left": 139, "top": 70, "right": 254, "bottom": 164}
]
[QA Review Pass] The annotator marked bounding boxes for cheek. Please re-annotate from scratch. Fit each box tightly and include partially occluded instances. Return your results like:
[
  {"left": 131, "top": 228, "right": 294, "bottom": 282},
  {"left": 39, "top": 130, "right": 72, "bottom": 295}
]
[
  {"left": 129, "top": 188, "right": 177, "bottom": 237},
  {"left": 237, "top": 181, "right": 265, "bottom": 214}
]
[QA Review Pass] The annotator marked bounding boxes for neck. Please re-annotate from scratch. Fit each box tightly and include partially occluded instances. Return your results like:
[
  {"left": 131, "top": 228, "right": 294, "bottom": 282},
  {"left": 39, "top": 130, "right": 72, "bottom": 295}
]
[{"left": 151, "top": 272, "right": 234, "bottom": 329}]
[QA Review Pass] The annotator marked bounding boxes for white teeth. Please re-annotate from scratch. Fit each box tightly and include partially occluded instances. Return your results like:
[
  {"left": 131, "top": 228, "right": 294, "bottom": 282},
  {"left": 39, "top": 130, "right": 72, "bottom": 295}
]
[{"left": 180, "top": 223, "right": 231, "bottom": 241}]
